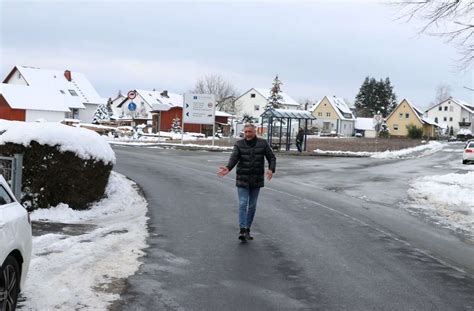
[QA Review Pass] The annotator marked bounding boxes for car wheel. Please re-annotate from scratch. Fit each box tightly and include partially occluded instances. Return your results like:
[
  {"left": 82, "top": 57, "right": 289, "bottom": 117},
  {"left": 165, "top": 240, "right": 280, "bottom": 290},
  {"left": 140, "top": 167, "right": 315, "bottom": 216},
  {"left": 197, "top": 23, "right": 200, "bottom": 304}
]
[{"left": 0, "top": 256, "right": 20, "bottom": 311}]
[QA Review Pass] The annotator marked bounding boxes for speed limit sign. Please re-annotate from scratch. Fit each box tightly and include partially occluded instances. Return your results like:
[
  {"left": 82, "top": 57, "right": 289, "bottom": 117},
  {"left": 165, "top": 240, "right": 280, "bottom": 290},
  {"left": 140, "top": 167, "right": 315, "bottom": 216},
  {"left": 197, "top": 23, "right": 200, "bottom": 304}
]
[{"left": 127, "top": 90, "right": 137, "bottom": 100}]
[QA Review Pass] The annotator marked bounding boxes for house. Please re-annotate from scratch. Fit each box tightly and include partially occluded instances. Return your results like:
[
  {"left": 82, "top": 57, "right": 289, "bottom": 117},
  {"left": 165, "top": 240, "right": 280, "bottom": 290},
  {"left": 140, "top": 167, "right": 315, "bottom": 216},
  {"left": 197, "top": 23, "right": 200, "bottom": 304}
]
[
  {"left": 310, "top": 96, "right": 355, "bottom": 137},
  {"left": 424, "top": 97, "right": 474, "bottom": 134},
  {"left": 1, "top": 65, "right": 103, "bottom": 122},
  {"left": 385, "top": 99, "right": 438, "bottom": 138},
  {"left": 234, "top": 88, "right": 301, "bottom": 120},
  {"left": 355, "top": 118, "right": 377, "bottom": 138},
  {"left": 116, "top": 89, "right": 232, "bottom": 135}
]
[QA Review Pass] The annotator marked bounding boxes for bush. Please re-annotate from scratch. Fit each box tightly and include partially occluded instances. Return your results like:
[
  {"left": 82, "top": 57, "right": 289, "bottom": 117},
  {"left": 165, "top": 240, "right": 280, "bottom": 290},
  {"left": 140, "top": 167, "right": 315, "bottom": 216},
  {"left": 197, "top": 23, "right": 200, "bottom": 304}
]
[
  {"left": 406, "top": 124, "right": 423, "bottom": 139},
  {"left": 0, "top": 141, "right": 112, "bottom": 210}
]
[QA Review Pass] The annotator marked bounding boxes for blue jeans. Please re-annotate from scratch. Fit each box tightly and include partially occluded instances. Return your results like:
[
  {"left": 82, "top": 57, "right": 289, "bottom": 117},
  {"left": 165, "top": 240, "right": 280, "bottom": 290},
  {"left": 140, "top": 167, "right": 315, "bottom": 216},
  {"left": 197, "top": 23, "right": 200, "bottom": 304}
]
[{"left": 237, "top": 186, "right": 261, "bottom": 229}]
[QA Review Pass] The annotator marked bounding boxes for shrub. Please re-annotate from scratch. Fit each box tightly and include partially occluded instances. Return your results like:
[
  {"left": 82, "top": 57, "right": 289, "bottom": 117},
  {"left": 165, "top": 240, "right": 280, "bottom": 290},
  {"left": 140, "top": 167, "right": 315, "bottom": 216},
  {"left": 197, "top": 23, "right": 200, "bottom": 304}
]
[
  {"left": 0, "top": 141, "right": 113, "bottom": 211},
  {"left": 406, "top": 124, "right": 423, "bottom": 139}
]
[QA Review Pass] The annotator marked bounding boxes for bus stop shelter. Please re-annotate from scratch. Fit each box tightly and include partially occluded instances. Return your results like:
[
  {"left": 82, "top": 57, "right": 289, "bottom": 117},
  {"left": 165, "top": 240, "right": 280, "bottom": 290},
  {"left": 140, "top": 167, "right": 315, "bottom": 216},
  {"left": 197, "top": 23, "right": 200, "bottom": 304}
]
[{"left": 260, "top": 108, "right": 316, "bottom": 152}]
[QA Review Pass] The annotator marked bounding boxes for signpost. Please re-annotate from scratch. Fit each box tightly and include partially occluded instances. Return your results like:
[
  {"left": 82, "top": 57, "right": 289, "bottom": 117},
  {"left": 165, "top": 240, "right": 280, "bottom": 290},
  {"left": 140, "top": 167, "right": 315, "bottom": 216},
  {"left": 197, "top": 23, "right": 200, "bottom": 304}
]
[{"left": 182, "top": 93, "right": 216, "bottom": 145}]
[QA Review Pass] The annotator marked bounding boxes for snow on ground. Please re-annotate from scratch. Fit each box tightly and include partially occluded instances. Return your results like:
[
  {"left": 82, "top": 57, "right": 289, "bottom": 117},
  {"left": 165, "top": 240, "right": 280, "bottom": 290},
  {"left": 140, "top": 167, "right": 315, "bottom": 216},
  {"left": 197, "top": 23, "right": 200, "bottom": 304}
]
[
  {"left": 0, "top": 120, "right": 115, "bottom": 164},
  {"left": 314, "top": 141, "right": 445, "bottom": 159},
  {"left": 407, "top": 167, "right": 474, "bottom": 238},
  {"left": 20, "top": 172, "right": 148, "bottom": 310}
]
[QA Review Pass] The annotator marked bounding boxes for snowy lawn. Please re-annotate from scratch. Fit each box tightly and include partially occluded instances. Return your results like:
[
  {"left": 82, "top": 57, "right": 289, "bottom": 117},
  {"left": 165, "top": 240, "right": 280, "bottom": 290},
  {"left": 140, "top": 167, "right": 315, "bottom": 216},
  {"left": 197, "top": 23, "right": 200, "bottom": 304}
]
[
  {"left": 314, "top": 141, "right": 445, "bottom": 159},
  {"left": 407, "top": 165, "right": 474, "bottom": 239},
  {"left": 19, "top": 172, "right": 148, "bottom": 310}
]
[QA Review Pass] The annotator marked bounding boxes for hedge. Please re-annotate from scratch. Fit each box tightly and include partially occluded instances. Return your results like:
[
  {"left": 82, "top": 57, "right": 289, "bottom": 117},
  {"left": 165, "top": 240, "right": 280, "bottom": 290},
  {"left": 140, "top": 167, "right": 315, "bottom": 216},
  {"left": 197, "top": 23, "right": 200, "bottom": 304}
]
[{"left": 0, "top": 141, "right": 113, "bottom": 210}]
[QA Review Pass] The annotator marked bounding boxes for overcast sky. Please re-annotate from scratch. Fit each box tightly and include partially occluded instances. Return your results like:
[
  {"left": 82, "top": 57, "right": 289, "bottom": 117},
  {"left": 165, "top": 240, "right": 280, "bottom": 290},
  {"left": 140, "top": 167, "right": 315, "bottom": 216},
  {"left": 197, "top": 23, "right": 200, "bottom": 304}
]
[{"left": 0, "top": 0, "right": 472, "bottom": 109}]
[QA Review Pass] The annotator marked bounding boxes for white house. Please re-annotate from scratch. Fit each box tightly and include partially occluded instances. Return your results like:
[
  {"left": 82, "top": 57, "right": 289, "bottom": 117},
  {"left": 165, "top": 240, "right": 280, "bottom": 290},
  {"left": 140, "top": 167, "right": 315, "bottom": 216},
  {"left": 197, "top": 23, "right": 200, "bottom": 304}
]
[
  {"left": 234, "top": 88, "right": 301, "bottom": 120},
  {"left": 424, "top": 97, "right": 474, "bottom": 134},
  {"left": 310, "top": 95, "right": 355, "bottom": 137},
  {"left": 1, "top": 65, "right": 104, "bottom": 122}
]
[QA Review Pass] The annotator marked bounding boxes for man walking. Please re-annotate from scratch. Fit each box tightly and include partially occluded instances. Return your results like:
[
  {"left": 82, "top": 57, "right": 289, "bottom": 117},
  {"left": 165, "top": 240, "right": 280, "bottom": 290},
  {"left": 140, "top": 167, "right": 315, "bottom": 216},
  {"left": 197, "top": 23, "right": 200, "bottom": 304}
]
[
  {"left": 296, "top": 127, "right": 304, "bottom": 152},
  {"left": 217, "top": 124, "right": 276, "bottom": 241}
]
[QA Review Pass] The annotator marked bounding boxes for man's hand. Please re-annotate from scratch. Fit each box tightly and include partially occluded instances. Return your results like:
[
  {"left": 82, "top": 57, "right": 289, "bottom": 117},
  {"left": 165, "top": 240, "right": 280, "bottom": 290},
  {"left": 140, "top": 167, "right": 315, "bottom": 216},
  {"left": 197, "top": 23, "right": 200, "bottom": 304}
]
[
  {"left": 266, "top": 169, "right": 273, "bottom": 181},
  {"left": 217, "top": 166, "right": 230, "bottom": 177}
]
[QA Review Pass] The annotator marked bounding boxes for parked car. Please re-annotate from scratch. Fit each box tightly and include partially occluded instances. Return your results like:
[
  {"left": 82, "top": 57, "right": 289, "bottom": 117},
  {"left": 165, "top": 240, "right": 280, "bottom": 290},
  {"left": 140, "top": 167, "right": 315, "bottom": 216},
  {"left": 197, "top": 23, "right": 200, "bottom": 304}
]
[
  {"left": 462, "top": 140, "right": 474, "bottom": 164},
  {"left": 0, "top": 176, "right": 32, "bottom": 310}
]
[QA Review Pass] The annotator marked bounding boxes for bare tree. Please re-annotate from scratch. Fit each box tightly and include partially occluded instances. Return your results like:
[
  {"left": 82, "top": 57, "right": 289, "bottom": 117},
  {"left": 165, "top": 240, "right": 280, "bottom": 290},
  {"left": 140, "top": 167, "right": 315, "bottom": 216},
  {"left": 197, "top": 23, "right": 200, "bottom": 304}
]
[
  {"left": 392, "top": 0, "right": 473, "bottom": 69},
  {"left": 433, "top": 84, "right": 452, "bottom": 104},
  {"left": 192, "top": 74, "right": 238, "bottom": 112}
]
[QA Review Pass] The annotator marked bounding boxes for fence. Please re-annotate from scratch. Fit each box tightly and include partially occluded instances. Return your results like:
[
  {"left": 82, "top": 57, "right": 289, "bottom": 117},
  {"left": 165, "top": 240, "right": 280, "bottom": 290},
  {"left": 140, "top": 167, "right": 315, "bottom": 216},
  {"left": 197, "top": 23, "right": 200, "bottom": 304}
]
[{"left": 0, "top": 154, "right": 23, "bottom": 200}]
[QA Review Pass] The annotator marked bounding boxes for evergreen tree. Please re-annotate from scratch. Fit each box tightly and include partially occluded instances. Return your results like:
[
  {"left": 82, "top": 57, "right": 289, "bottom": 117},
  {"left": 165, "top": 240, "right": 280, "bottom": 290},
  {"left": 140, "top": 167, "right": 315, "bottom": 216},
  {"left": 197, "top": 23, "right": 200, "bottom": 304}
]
[
  {"left": 106, "top": 98, "right": 113, "bottom": 117},
  {"left": 241, "top": 113, "right": 256, "bottom": 124},
  {"left": 266, "top": 75, "right": 284, "bottom": 109},
  {"left": 449, "top": 126, "right": 454, "bottom": 136},
  {"left": 171, "top": 117, "right": 182, "bottom": 133},
  {"left": 92, "top": 104, "right": 110, "bottom": 124},
  {"left": 355, "top": 76, "right": 397, "bottom": 117}
]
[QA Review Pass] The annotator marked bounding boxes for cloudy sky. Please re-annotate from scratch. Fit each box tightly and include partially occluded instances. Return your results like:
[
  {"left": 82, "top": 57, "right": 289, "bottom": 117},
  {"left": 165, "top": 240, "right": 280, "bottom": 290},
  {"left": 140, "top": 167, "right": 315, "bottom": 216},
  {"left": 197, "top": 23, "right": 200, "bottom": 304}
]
[{"left": 0, "top": 0, "right": 472, "bottom": 109}]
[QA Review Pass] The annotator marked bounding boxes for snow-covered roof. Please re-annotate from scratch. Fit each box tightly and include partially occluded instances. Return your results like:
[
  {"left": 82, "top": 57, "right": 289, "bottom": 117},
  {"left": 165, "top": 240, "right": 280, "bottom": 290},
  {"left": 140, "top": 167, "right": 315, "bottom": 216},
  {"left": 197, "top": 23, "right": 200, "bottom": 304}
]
[
  {"left": 8, "top": 66, "right": 104, "bottom": 105},
  {"left": 312, "top": 96, "right": 354, "bottom": 120},
  {"left": 215, "top": 110, "right": 233, "bottom": 117},
  {"left": 355, "top": 118, "right": 375, "bottom": 130},
  {"left": 261, "top": 108, "right": 316, "bottom": 119},
  {"left": 135, "top": 89, "right": 183, "bottom": 109},
  {"left": 425, "top": 97, "right": 474, "bottom": 114},
  {"left": 0, "top": 84, "right": 71, "bottom": 112},
  {"left": 253, "top": 88, "right": 300, "bottom": 107}
]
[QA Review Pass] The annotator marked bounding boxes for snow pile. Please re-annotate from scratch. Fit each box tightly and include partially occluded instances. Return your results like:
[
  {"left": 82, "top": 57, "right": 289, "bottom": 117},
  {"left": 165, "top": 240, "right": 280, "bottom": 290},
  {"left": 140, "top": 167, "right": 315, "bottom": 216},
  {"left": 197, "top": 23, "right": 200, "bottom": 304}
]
[
  {"left": 20, "top": 172, "right": 148, "bottom": 309},
  {"left": 0, "top": 120, "right": 115, "bottom": 164},
  {"left": 314, "top": 141, "right": 445, "bottom": 159},
  {"left": 458, "top": 128, "right": 472, "bottom": 135},
  {"left": 371, "top": 141, "right": 444, "bottom": 159},
  {"left": 407, "top": 171, "right": 474, "bottom": 237}
]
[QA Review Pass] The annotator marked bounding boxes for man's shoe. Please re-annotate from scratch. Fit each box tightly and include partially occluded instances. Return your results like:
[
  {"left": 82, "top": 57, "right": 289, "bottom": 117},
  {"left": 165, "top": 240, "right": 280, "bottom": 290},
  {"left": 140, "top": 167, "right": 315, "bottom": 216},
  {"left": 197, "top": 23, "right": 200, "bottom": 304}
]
[
  {"left": 238, "top": 228, "right": 247, "bottom": 241},
  {"left": 245, "top": 228, "right": 254, "bottom": 240}
]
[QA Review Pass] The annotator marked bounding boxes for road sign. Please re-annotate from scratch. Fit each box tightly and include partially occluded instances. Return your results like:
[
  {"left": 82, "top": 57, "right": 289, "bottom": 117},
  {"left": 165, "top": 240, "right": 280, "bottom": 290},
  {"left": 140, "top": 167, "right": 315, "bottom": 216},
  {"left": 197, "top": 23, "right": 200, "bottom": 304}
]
[
  {"left": 183, "top": 93, "right": 216, "bottom": 125},
  {"left": 128, "top": 102, "right": 137, "bottom": 112},
  {"left": 127, "top": 90, "right": 137, "bottom": 100}
]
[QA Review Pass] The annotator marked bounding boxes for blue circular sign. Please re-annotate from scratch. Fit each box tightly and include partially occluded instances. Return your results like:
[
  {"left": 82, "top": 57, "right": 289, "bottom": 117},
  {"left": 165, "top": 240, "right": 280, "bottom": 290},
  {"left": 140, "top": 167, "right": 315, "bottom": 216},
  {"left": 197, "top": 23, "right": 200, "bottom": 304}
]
[{"left": 128, "top": 102, "right": 137, "bottom": 112}]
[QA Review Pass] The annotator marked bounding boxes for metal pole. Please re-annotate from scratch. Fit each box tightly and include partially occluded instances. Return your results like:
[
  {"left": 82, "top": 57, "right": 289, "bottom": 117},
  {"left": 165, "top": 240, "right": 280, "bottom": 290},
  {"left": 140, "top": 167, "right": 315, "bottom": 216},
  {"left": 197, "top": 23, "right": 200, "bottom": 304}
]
[
  {"left": 279, "top": 118, "right": 283, "bottom": 151},
  {"left": 212, "top": 121, "right": 215, "bottom": 146},
  {"left": 304, "top": 119, "right": 308, "bottom": 152},
  {"left": 13, "top": 154, "right": 23, "bottom": 201}
]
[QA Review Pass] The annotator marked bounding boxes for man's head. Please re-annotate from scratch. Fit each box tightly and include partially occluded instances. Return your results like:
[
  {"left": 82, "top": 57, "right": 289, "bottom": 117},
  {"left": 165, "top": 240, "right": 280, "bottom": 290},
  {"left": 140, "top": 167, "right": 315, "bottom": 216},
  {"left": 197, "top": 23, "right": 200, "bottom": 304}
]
[{"left": 243, "top": 123, "right": 257, "bottom": 140}]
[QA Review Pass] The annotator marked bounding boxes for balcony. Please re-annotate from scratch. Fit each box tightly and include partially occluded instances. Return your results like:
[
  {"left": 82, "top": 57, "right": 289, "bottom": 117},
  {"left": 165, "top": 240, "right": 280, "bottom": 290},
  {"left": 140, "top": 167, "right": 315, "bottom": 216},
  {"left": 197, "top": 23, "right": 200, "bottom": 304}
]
[{"left": 459, "top": 121, "right": 472, "bottom": 127}]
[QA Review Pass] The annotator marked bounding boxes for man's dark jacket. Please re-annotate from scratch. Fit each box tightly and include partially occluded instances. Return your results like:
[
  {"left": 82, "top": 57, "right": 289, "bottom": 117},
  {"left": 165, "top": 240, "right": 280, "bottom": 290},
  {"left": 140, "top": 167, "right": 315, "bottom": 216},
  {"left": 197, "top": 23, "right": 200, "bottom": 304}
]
[{"left": 226, "top": 137, "right": 276, "bottom": 188}]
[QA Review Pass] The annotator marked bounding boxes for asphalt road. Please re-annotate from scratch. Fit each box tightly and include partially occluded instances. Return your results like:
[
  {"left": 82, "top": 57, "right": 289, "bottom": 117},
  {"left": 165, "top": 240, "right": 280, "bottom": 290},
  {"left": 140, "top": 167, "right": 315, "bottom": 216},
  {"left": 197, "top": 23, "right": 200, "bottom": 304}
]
[{"left": 112, "top": 144, "right": 474, "bottom": 311}]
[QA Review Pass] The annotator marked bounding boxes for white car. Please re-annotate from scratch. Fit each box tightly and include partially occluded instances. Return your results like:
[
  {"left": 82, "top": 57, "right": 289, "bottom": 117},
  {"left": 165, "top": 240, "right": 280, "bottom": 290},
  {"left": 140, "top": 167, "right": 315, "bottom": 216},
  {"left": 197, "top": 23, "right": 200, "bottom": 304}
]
[
  {"left": 0, "top": 176, "right": 32, "bottom": 310},
  {"left": 462, "top": 140, "right": 474, "bottom": 164}
]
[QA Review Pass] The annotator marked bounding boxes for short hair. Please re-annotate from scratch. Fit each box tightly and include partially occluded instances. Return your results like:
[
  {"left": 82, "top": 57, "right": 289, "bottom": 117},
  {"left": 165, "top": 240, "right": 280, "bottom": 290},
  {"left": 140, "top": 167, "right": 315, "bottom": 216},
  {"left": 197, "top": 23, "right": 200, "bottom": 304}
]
[{"left": 244, "top": 123, "right": 256, "bottom": 129}]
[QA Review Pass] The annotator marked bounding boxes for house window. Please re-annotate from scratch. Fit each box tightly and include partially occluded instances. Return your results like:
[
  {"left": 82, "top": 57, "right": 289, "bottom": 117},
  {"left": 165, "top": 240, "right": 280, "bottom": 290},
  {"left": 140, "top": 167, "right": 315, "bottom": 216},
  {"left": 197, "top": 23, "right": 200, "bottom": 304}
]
[
  {"left": 254, "top": 105, "right": 260, "bottom": 111},
  {"left": 68, "top": 89, "right": 78, "bottom": 96},
  {"left": 250, "top": 93, "right": 256, "bottom": 98},
  {"left": 405, "top": 113, "right": 409, "bottom": 118},
  {"left": 462, "top": 118, "right": 466, "bottom": 122},
  {"left": 449, "top": 106, "right": 453, "bottom": 112},
  {"left": 399, "top": 113, "right": 403, "bottom": 119},
  {"left": 344, "top": 124, "right": 346, "bottom": 129},
  {"left": 318, "top": 112, "right": 322, "bottom": 117},
  {"left": 438, "top": 106, "right": 442, "bottom": 111},
  {"left": 59, "top": 90, "right": 65, "bottom": 94},
  {"left": 394, "top": 124, "right": 399, "bottom": 131},
  {"left": 449, "top": 117, "right": 453, "bottom": 121},
  {"left": 326, "top": 112, "right": 331, "bottom": 117},
  {"left": 444, "top": 117, "right": 447, "bottom": 121},
  {"left": 434, "top": 117, "right": 438, "bottom": 123},
  {"left": 444, "top": 106, "right": 448, "bottom": 111}
]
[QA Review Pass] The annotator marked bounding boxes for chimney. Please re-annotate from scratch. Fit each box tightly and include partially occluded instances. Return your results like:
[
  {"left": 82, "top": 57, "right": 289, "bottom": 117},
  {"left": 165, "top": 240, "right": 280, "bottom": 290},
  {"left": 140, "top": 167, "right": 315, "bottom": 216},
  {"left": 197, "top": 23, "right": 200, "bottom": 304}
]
[
  {"left": 64, "top": 70, "right": 72, "bottom": 82},
  {"left": 160, "top": 90, "right": 169, "bottom": 98}
]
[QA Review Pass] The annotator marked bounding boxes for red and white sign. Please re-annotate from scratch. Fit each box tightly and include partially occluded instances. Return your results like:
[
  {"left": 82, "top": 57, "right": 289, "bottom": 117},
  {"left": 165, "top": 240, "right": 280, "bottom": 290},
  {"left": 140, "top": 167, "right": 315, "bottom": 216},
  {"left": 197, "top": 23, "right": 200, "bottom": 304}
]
[{"left": 127, "top": 90, "right": 137, "bottom": 100}]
